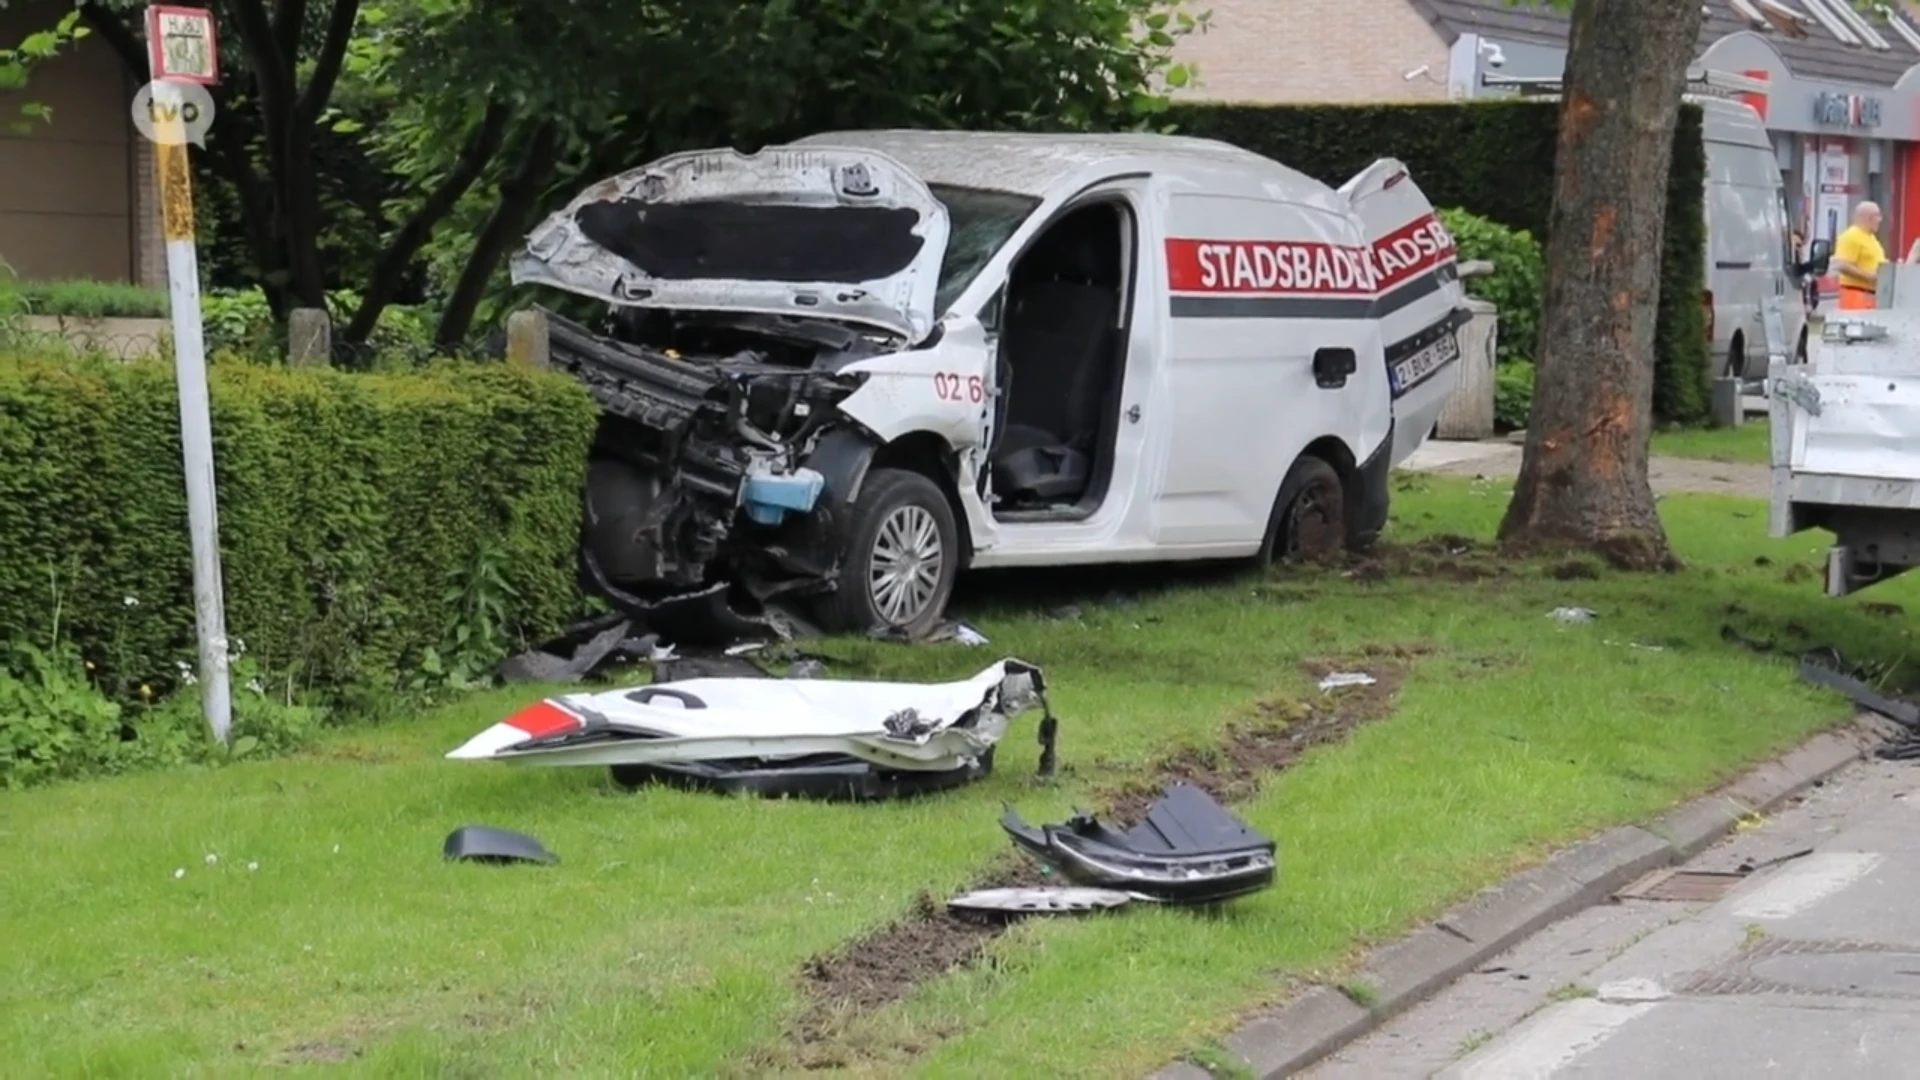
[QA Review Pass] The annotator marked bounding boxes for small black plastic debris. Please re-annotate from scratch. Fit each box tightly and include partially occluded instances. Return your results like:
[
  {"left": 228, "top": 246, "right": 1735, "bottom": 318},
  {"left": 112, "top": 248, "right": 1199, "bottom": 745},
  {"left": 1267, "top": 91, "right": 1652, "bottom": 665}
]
[
  {"left": 498, "top": 614, "right": 661, "bottom": 684},
  {"left": 948, "top": 886, "right": 1134, "bottom": 918},
  {"left": 443, "top": 825, "right": 557, "bottom": 865},
  {"left": 1000, "top": 782, "right": 1276, "bottom": 905},
  {"left": 1736, "top": 847, "right": 1814, "bottom": 874},
  {"left": 1036, "top": 710, "right": 1060, "bottom": 779},
  {"left": 1796, "top": 653, "right": 1920, "bottom": 728}
]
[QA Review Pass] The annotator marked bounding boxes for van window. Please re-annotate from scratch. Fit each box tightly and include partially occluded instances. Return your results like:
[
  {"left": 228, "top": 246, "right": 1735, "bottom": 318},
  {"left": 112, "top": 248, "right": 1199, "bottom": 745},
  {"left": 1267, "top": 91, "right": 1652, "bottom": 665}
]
[
  {"left": 1705, "top": 141, "right": 1779, "bottom": 188},
  {"left": 928, "top": 184, "right": 1042, "bottom": 315}
]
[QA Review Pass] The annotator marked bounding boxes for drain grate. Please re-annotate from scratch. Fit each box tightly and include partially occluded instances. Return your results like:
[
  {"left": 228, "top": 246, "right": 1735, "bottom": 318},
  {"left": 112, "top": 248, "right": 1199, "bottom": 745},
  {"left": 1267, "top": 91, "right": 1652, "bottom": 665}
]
[
  {"left": 1679, "top": 938, "right": 1920, "bottom": 1001},
  {"left": 1614, "top": 868, "right": 1748, "bottom": 902}
]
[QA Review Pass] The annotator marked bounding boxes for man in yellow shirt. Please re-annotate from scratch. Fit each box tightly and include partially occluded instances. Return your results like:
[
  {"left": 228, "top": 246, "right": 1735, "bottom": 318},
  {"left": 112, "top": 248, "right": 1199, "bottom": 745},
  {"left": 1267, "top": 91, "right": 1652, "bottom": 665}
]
[{"left": 1833, "top": 201, "right": 1886, "bottom": 310}]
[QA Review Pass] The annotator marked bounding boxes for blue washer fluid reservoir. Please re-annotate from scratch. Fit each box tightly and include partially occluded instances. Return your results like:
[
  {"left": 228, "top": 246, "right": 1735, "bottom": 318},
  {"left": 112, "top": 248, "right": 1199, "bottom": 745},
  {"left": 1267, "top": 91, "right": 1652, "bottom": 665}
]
[{"left": 741, "top": 467, "right": 826, "bottom": 526}]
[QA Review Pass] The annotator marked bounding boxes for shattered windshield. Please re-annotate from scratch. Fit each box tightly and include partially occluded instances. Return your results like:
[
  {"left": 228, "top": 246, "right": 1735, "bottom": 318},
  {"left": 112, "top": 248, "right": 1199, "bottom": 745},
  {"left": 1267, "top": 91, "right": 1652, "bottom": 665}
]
[{"left": 929, "top": 184, "right": 1041, "bottom": 316}]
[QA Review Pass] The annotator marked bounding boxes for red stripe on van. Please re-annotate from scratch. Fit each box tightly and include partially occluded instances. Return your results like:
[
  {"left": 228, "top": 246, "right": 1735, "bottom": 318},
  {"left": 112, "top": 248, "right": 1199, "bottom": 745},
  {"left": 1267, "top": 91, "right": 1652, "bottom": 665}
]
[{"left": 1166, "top": 214, "right": 1456, "bottom": 296}]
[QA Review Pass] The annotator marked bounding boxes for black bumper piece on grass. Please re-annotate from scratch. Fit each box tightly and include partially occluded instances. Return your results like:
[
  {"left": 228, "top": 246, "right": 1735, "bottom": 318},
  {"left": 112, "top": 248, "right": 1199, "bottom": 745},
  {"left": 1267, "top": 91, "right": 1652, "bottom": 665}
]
[{"left": 1000, "top": 782, "right": 1277, "bottom": 905}]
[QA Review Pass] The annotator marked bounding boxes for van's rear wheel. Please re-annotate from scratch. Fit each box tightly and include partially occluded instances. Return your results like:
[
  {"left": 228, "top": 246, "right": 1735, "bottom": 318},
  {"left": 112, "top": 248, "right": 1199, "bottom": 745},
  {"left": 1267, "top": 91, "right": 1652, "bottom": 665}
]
[
  {"left": 1256, "top": 456, "right": 1346, "bottom": 568},
  {"left": 1727, "top": 335, "right": 1747, "bottom": 380},
  {"left": 817, "top": 468, "right": 959, "bottom": 637}
]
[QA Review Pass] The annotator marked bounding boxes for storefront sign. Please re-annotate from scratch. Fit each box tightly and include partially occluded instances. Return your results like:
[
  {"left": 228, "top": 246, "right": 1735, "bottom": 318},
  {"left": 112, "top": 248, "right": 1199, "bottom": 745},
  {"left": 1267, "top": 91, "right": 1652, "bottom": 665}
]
[{"left": 1813, "top": 92, "right": 1881, "bottom": 129}]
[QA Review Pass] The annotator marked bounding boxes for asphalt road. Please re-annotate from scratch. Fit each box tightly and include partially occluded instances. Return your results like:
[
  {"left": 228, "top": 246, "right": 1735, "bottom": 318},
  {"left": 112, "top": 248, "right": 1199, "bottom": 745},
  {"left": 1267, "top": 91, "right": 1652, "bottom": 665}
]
[
  {"left": 1303, "top": 754, "right": 1920, "bottom": 1080},
  {"left": 1400, "top": 439, "right": 1772, "bottom": 500}
]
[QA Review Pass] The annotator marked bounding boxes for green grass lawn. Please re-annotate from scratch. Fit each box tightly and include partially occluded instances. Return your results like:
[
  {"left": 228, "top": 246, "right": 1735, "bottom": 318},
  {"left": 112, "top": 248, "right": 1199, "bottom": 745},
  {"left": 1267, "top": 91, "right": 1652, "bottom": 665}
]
[
  {"left": 1651, "top": 420, "right": 1771, "bottom": 464},
  {"left": 5, "top": 474, "right": 1915, "bottom": 1077}
]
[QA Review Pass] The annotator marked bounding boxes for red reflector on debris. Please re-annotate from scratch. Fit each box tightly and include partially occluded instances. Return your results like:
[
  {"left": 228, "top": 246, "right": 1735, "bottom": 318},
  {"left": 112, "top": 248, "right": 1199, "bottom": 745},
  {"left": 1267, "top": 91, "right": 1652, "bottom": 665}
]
[{"left": 504, "top": 700, "right": 580, "bottom": 738}]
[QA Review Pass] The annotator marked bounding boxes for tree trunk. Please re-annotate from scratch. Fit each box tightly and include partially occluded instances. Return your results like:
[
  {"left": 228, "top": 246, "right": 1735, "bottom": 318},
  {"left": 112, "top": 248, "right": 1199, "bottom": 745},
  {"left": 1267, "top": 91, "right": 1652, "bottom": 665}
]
[
  {"left": 435, "top": 121, "right": 560, "bottom": 349},
  {"left": 341, "top": 103, "right": 512, "bottom": 347},
  {"left": 1496, "top": 0, "right": 1702, "bottom": 570}
]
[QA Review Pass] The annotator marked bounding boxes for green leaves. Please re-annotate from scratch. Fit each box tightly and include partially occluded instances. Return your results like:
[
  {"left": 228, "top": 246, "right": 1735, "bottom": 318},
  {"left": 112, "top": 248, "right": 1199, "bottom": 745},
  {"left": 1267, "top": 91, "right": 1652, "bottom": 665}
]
[{"left": 0, "top": 7, "right": 88, "bottom": 133}]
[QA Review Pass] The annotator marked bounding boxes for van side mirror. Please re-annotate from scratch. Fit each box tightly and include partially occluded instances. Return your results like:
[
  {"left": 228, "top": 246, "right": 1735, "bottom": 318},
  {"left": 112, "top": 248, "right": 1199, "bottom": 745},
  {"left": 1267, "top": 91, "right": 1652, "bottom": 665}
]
[{"left": 1798, "top": 238, "right": 1832, "bottom": 279}]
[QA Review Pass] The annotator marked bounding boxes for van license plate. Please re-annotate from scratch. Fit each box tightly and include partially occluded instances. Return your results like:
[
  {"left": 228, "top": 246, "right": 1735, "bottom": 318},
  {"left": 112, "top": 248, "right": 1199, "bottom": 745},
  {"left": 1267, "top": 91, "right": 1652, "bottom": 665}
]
[{"left": 1390, "top": 334, "right": 1460, "bottom": 397}]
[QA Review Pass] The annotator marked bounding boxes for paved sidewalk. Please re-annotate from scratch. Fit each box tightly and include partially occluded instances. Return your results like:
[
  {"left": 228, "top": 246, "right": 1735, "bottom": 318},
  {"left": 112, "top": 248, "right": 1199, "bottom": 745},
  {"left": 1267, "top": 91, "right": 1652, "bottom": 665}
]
[
  {"left": 1303, "top": 757, "right": 1920, "bottom": 1079},
  {"left": 1401, "top": 439, "right": 1771, "bottom": 500}
]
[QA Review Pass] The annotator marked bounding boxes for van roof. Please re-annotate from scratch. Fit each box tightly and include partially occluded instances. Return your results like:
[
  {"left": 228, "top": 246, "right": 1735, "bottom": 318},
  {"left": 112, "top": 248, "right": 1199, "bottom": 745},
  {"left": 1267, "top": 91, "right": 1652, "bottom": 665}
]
[
  {"left": 789, "top": 129, "right": 1326, "bottom": 200},
  {"left": 1692, "top": 96, "right": 1771, "bottom": 150}
]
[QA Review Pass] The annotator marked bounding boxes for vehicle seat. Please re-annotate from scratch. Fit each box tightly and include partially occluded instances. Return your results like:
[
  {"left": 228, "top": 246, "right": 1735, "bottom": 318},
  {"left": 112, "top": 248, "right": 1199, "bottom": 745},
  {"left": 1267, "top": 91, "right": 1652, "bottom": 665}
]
[{"left": 992, "top": 253, "right": 1119, "bottom": 502}]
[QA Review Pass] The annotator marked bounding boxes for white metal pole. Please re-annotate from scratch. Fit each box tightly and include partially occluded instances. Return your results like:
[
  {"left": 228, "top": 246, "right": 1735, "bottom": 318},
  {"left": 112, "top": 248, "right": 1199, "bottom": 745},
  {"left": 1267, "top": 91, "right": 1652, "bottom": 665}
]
[{"left": 149, "top": 75, "right": 232, "bottom": 744}]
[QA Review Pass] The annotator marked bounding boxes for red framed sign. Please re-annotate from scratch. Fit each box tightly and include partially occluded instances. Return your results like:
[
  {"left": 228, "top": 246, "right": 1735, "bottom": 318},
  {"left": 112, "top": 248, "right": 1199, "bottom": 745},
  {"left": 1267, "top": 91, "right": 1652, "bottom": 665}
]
[{"left": 145, "top": 5, "right": 219, "bottom": 84}]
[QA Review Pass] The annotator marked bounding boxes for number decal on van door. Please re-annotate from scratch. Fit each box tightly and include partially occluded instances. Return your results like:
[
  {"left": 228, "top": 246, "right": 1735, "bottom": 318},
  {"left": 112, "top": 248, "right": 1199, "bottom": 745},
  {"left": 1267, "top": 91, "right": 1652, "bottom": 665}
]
[{"left": 934, "top": 373, "right": 984, "bottom": 402}]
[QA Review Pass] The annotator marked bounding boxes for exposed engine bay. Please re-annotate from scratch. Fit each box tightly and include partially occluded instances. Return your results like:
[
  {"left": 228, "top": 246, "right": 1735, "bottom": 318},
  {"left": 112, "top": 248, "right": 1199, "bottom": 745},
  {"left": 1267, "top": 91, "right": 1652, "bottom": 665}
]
[{"left": 556, "top": 306, "right": 895, "bottom": 612}]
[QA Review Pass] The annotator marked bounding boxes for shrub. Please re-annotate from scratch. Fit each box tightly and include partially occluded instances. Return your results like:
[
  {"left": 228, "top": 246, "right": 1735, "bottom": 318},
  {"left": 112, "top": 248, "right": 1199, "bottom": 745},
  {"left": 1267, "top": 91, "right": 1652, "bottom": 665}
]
[
  {"left": 1437, "top": 208, "right": 1544, "bottom": 366},
  {"left": 1495, "top": 362, "right": 1534, "bottom": 433},
  {"left": 0, "top": 277, "right": 169, "bottom": 319},
  {"left": 0, "top": 351, "right": 598, "bottom": 709},
  {"left": 0, "top": 637, "right": 320, "bottom": 789},
  {"left": 201, "top": 287, "right": 277, "bottom": 355},
  {"left": 200, "top": 287, "right": 438, "bottom": 364},
  {"left": 1168, "top": 98, "right": 1710, "bottom": 424}
]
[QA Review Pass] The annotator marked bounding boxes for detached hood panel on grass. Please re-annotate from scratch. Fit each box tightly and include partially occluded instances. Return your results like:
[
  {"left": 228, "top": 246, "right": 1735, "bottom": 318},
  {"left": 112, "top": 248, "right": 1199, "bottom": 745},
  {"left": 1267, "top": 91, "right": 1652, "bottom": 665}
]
[
  {"left": 447, "top": 658, "right": 1045, "bottom": 774},
  {"left": 511, "top": 145, "right": 952, "bottom": 343}
]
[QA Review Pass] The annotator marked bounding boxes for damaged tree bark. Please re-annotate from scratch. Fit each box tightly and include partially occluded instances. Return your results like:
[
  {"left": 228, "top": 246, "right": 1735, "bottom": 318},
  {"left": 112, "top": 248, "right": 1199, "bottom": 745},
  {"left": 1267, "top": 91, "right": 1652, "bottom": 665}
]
[{"left": 1496, "top": 0, "right": 1702, "bottom": 569}]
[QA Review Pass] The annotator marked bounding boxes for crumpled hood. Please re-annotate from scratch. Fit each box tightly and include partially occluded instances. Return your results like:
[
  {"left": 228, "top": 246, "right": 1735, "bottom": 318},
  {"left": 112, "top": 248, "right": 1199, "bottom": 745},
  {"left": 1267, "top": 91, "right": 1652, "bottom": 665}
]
[{"left": 510, "top": 144, "right": 951, "bottom": 343}]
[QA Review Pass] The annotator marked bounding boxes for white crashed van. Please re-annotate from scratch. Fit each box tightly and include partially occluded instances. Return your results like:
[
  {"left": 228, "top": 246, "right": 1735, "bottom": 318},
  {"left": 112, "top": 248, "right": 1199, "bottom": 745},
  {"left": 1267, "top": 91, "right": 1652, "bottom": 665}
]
[{"left": 512, "top": 131, "right": 1468, "bottom": 637}]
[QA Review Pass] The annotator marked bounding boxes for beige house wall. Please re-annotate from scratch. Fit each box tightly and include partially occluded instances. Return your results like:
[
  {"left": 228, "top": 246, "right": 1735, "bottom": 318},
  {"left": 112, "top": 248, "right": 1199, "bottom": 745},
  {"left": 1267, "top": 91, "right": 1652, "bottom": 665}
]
[
  {"left": 1172, "top": 0, "right": 1454, "bottom": 103},
  {"left": 0, "top": 0, "right": 163, "bottom": 287}
]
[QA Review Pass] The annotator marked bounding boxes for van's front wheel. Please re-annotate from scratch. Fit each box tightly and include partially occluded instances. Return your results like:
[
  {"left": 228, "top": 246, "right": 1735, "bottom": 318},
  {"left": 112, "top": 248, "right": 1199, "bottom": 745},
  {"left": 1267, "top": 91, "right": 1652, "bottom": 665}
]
[{"left": 817, "top": 468, "right": 959, "bottom": 637}]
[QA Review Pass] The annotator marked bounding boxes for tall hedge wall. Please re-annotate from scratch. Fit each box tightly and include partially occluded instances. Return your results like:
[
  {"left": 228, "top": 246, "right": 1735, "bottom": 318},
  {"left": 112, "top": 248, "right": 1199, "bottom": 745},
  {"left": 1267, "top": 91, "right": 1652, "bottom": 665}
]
[
  {"left": 1167, "top": 98, "right": 1712, "bottom": 423},
  {"left": 0, "top": 354, "right": 598, "bottom": 698}
]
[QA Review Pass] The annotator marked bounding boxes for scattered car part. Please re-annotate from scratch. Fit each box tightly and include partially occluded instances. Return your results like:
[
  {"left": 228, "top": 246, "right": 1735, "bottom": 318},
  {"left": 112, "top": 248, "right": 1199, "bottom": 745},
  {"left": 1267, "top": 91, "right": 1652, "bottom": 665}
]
[
  {"left": 447, "top": 658, "right": 1054, "bottom": 801},
  {"left": 442, "top": 825, "right": 557, "bottom": 865},
  {"left": 497, "top": 614, "right": 663, "bottom": 684},
  {"left": 1317, "top": 671, "right": 1376, "bottom": 691},
  {"left": 612, "top": 747, "right": 996, "bottom": 802},
  {"left": 947, "top": 886, "right": 1136, "bottom": 917},
  {"left": 1000, "top": 782, "right": 1276, "bottom": 905},
  {"left": 1796, "top": 650, "right": 1920, "bottom": 727},
  {"left": 1548, "top": 606, "right": 1597, "bottom": 624}
]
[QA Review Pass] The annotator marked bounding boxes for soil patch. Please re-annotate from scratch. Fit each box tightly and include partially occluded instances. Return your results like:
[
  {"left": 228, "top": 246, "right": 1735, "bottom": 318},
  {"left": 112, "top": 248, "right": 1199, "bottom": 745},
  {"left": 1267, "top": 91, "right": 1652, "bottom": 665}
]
[
  {"left": 768, "top": 648, "right": 1414, "bottom": 1067},
  {"left": 1322, "top": 535, "right": 1508, "bottom": 585}
]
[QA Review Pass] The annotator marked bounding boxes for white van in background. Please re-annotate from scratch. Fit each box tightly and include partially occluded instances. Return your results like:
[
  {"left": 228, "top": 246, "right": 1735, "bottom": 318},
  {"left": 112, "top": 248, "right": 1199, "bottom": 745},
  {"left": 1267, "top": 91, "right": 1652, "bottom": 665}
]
[
  {"left": 1697, "top": 94, "right": 1815, "bottom": 377},
  {"left": 1484, "top": 71, "right": 1827, "bottom": 377}
]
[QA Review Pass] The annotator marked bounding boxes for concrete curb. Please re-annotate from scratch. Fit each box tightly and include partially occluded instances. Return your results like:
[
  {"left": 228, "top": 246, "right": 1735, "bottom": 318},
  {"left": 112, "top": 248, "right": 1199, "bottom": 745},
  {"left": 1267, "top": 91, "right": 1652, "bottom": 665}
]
[{"left": 1152, "top": 719, "right": 1882, "bottom": 1080}]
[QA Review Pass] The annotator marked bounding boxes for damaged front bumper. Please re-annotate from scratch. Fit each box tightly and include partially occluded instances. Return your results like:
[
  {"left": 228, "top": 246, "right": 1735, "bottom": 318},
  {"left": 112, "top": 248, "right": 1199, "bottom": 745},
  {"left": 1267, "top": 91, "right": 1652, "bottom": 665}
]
[
  {"left": 448, "top": 658, "right": 1053, "bottom": 801},
  {"left": 1000, "top": 782, "right": 1278, "bottom": 904}
]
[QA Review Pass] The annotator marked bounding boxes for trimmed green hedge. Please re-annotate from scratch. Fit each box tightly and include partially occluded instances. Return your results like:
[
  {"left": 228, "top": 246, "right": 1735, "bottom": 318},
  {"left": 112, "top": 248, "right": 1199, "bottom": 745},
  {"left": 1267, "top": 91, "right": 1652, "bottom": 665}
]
[
  {"left": 1168, "top": 99, "right": 1712, "bottom": 423},
  {"left": 0, "top": 353, "right": 597, "bottom": 701},
  {"left": 1654, "top": 103, "right": 1710, "bottom": 424}
]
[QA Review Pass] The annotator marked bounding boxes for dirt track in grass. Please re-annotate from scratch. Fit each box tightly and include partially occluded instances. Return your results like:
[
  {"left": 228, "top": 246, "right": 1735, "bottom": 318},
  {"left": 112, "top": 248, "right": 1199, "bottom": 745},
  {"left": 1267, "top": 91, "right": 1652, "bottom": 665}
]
[{"left": 766, "top": 647, "right": 1417, "bottom": 1069}]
